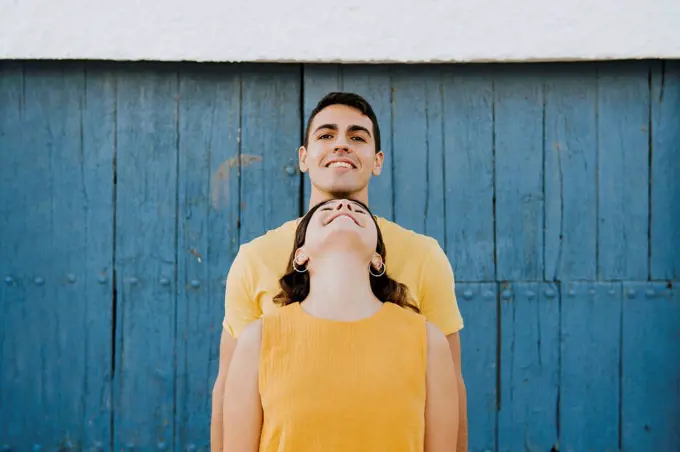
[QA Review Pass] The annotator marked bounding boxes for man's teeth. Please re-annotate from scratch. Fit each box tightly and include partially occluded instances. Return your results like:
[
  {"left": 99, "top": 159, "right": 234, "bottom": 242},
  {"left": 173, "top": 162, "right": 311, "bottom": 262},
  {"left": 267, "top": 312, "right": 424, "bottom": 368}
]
[{"left": 328, "top": 162, "right": 353, "bottom": 168}]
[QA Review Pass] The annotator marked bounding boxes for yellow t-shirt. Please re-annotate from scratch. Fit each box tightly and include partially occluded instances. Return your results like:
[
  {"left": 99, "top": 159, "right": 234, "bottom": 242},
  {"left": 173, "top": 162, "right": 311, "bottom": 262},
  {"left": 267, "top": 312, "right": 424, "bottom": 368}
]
[{"left": 223, "top": 217, "right": 464, "bottom": 338}]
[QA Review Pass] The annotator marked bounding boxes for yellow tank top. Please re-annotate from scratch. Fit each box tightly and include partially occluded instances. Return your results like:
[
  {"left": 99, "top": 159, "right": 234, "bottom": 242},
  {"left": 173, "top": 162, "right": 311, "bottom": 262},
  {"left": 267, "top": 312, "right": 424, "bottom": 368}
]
[{"left": 258, "top": 301, "right": 428, "bottom": 452}]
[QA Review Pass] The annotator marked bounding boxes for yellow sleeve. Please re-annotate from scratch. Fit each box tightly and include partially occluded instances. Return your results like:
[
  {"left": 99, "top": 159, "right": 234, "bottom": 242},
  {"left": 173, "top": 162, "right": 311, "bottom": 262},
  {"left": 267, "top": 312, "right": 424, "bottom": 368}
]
[
  {"left": 417, "top": 241, "right": 464, "bottom": 336},
  {"left": 222, "top": 244, "right": 263, "bottom": 339}
]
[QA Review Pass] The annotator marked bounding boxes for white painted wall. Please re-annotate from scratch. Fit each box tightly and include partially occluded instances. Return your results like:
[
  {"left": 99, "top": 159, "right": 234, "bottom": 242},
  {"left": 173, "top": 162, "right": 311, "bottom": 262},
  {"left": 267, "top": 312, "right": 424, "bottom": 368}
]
[{"left": 1, "top": 0, "right": 679, "bottom": 63}]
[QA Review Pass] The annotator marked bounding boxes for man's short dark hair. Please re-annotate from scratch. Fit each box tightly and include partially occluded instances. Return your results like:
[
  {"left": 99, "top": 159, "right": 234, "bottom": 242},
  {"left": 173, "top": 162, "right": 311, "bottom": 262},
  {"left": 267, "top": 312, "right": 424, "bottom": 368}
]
[{"left": 303, "top": 92, "right": 382, "bottom": 153}]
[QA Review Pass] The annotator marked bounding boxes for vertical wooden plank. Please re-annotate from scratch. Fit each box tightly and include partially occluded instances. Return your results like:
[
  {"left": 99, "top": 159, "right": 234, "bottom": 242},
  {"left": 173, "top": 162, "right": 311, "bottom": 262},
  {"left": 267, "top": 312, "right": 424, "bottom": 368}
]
[
  {"left": 622, "top": 282, "right": 680, "bottom": 450},
  {"left": 0, "top": 62, "right": 114, "bottom": 451},
  {"left": 544, "top": 65, "right": 598, "bottom": 280},
  {"left": 80, "top": 64, "right": 117, "bottom": 451},
  {"left": 494, "top": 67, "right": 545, "bottom": 281},
  {"left": 423, "top": 70, "right": 447, "bottom": 246},
  {"left": 560, "top": 282, "right": 621, "bottom": 452},
  {"left": 11, "top": 63, "right": 61, "bottom": 448},
  {"left": 650, "top": 61, "right": 680, "bottom": 280},
  {"left": 498, "top": 282, "right": 560, "bottom": 452},
  {"left": 45, "top": 66, "right": 90, "bottom": 449},
  {"left": 239, "top": 64, "right": 302, "bottom": 243},
  {"left": 442, "top": 66, "right": 495, "bottom": 281},
  {"left": 28, "top": 63, "right": 88, "bottom": 449},
  {"left": 597, "top": 62, "right": 650, "bottom": 280},
  {"left": 114, "top": 65, "right": 178, "bottom": 449},
  {"left": 0, "top": 61, "right": 27, "bottom": 450},
  {"left": 392, "top": 67, "right": 431, "bottom": 235},
  {"left": 456, "top": 282, "right": 497, "bottom": 452},
  {"left": 341, "top": 65, "right": 394, "bottom": 220},
  {"left": 302, "top": 64, "right": 342, "bottom": 208},
  {"left": 174, "top": 65, "right": 241, "bottom": 451}
]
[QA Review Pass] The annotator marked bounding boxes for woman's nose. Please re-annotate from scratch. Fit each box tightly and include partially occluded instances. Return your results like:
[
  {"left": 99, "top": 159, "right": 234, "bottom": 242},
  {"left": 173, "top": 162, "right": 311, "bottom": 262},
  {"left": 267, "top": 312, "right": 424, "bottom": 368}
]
[{"left": 335, "top": 200, "right": 352, "bottom": 211}]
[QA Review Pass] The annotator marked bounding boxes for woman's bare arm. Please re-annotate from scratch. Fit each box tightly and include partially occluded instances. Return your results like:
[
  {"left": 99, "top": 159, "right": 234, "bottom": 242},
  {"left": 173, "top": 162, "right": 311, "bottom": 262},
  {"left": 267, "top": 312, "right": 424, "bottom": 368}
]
[
  {"left": 222, "top": 320, "right": 263, "bottom": 452},
  {"left": 424, "top": 322, "right": 460, "bottom": 451}
]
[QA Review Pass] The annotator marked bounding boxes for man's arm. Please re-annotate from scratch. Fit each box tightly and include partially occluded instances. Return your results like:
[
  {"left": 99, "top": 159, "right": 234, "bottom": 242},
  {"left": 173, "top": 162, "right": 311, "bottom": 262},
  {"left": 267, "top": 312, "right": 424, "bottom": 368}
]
[
  {"left": 417, "top": 242, "right": 468, "bottom": 452},
  {"left": 211, "top": 245, "right": 262, "bottom": 452}
]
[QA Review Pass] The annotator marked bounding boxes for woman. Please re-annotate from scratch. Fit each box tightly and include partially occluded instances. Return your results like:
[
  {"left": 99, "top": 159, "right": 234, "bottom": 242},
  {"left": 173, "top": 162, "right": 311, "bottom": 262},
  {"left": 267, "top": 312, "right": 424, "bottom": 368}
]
[{"left": 222, "top": 198, "right": 459, "bottom": 452}]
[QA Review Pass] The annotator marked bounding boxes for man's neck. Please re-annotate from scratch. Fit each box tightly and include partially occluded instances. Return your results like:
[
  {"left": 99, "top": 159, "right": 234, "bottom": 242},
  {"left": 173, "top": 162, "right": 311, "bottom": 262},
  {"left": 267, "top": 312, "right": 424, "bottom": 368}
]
[
  {"left": 303, "top": 251, "right": 381, "bottom": 321},
  {"left": 307, "top": 189, "right": 369, "bottom": 212}
]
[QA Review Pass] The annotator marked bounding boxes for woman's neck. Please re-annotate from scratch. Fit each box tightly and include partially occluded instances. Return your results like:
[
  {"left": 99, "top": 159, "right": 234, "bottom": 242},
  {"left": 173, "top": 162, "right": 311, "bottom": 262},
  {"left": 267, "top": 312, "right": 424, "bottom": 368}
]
[{"left": 303, "top": 251, "right": 382, "bottom": 321}]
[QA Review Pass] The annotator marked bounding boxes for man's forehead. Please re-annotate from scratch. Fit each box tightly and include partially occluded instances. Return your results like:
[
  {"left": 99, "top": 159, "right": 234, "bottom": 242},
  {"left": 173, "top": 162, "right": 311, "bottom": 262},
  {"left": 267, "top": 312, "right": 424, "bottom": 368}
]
[{"left": 311, "top": 104, "right": 372, "bottom": 127}]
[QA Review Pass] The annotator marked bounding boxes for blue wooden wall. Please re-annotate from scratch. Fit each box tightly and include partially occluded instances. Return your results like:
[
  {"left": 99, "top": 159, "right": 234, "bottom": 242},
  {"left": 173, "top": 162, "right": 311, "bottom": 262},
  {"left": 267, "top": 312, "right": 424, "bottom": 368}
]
[{"left": 0, "top": 60, "right": 678, "bottom": 452}]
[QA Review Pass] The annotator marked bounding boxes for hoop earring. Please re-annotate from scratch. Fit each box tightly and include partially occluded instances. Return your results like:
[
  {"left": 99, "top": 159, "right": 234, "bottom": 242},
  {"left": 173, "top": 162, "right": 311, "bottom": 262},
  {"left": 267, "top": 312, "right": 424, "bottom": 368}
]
[
  {"left": 293, "top": 252, "right": 308, "bottom": 273},
  {"left": 369, "top": 260, "right": 386, "bottom": 277},
  {"left": 293, "top": 260, "right": 307, "bottom": 273}
]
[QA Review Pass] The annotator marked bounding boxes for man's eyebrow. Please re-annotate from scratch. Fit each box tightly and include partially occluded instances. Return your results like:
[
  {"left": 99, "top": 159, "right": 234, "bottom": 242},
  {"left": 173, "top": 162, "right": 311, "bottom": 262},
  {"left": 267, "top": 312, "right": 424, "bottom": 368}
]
[
  {"left": 347, "top": 125, "right": 372, "bottom": 136},
  {"left": 312, "top": 123, "right": 338, "bottom": 134},
  {"left": 312, "top": 123, "right": 372, "bottom": 137}
]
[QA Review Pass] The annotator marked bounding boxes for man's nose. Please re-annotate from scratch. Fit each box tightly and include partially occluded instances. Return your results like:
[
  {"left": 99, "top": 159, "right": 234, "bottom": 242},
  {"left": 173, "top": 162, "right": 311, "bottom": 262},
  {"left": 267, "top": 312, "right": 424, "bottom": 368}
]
[{"left": 333, "top": 136, "right": 351, "bottom": 152}]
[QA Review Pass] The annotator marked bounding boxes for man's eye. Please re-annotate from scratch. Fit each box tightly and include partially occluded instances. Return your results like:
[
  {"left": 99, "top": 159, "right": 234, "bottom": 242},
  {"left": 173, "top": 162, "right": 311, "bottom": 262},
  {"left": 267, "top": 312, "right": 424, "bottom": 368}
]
[
  {"left": 351, "top": 136, "right": 366, "bottom": 142},
  {"left": 318, "top": 134, "right": 332, "bottom": 140}
]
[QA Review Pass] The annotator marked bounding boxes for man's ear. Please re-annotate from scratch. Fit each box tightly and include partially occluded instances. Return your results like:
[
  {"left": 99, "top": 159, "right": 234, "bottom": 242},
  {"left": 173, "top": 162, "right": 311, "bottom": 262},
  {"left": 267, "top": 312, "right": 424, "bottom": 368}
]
[
  {"left": 372, "top": 151, "right": 385, "bottom": 176},
  {"left": 299, "top": 146, "right": 308, "bottom": 173}
]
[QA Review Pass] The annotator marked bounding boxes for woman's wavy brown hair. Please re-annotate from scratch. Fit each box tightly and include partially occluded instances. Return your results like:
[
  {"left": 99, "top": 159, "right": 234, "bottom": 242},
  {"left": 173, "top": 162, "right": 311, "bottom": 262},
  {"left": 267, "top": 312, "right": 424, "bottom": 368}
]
[{"left": 273, "top": 199, "right": 419, "bottom": 313}]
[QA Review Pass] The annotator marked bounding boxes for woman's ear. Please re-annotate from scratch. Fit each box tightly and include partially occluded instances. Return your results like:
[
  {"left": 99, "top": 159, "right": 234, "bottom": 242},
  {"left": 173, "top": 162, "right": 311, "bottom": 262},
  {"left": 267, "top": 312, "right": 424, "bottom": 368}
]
[
  {"left": 294, "top": 248, "right": 309, "bottom": 266},
  {"left": 370, "top": 253, "right": 384, "bottom": 271}
]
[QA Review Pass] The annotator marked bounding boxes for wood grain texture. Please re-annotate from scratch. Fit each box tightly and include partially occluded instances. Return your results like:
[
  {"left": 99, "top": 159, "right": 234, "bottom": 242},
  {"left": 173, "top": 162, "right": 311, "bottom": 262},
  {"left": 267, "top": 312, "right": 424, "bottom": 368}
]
[
  {"left": 422, "top": 71, "right": 447, "bottom": 247},
  {"left": 239, "top": 65, "right": 301, "bottom": 243},
  {"left": 442, "top": 65, "right": 495, "bottom": 282},
  {"left": 80, "top": 63, "right": 117, "bottom": 451},
  {"left": 456, "top": 283, "right": 498, "bottom": 452},
  {"left": 494, "top": 66, "right": 545, "bottom": 281},
  {"left": 560, "top": 282, "right": 621, "bottom": 452},
  {"left": 0, "top": 61, "right": 29, "bottom": 450},
  {"left": 174, "top": 65, "right": 242, "bottom": 451},
  {"left": 544, "top": 65, "right": 598, "bottom": 281},
  {"left": 498, "top": 282, "right": 560, "bottom": 452},
  {"left": 650, "top": 61, "right": 680, "bottom": 281},
  {"left": 114, "top": 65, "right": 179, "bottom": 449},
  {"left": 597, "top": 62, "right": 650, "bottom": 280},
  {"left": 621, "top": 282, "right": 680, "bottom": 451},
  {"left": 392, "top": 66, "right": 447, "bottom": 243},
  {"left": 392, "top": 66, "right": 429, "bottom": 233},
  {"left": 0, "top": 62, "right": 115, "bottom": 451}
]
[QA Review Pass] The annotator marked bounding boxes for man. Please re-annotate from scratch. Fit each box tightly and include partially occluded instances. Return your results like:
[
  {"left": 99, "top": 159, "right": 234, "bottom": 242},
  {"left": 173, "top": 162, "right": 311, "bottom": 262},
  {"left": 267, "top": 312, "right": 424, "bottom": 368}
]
[{"left": 211, "top": 92, "right": 468, "bottom": 451}]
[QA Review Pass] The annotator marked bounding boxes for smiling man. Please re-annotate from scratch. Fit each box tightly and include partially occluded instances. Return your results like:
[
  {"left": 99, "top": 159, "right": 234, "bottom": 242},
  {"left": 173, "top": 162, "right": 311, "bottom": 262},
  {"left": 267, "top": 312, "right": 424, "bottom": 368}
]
[{"left": 211, "top": 92, "right": 468, "bottom": 452}]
